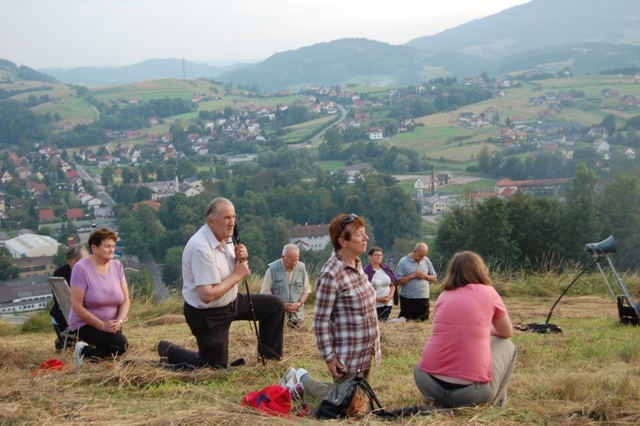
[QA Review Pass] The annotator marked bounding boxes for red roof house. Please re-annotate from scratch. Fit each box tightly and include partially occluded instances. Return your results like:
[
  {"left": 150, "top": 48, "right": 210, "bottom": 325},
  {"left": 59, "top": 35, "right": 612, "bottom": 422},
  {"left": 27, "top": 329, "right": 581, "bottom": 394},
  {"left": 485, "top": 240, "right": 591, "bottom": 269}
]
[
  {"left": 39, "top": 209, "right": 54, "bottom": 221},
  {"left": 66, "top": 208, "right": 83, "bottom": 220}
]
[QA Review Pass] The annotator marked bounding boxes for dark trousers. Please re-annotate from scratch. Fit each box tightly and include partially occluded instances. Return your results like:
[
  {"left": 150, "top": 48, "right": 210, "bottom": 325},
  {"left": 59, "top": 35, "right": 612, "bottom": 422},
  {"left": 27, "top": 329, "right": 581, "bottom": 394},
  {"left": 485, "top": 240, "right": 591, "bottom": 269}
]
[
  {"left": 167, "top": 293, "right": 285, "bottom": 368},
  {"left": 376, "top": 305, "right": 392, "bottom": 322},
  {"left": 50, "top": 304, "right": 69, "bottom": 343},
  {"left": 399, "top": 295, "right": 430, "bottom": 321},
  {"left": 77, "top": 325, "right": 128, "bottom": 359}
]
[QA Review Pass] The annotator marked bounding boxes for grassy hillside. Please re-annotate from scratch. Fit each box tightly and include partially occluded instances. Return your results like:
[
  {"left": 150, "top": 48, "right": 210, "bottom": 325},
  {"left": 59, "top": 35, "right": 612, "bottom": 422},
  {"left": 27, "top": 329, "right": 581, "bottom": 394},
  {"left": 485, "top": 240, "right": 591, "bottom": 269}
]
[
  {"left": 278, "top": 115, "right": 337, "bottom": 145},
  {"left": 2, "top": 269, "right": 640, "bottom": 425},
  {"left": 11, "top": 72, "right": 640, "bottom": 164},
  {"left": 400, "top": 73, "right": 640, "bottom": 165},
  {"left": 90, "top": 79, "right": 220, "bottom": 103}
]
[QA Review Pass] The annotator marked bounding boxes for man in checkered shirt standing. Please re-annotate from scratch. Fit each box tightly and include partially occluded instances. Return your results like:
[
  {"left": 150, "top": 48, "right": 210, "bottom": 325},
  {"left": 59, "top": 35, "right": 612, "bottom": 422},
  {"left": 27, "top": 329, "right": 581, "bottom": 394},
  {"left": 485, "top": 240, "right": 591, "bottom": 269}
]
[{"left": 278, "top": 213, "right": 381, "bottom": 401}]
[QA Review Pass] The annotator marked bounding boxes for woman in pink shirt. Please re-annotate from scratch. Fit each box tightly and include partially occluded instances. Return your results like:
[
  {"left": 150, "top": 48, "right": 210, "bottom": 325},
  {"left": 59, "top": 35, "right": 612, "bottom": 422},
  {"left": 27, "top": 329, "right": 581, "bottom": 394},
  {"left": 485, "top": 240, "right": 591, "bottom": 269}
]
[
  {"left": 70, "top": 228, "right": 130, "bottom": 364},
  {"left": 414, "top": 251, "right": 516, "bottom": 407}
]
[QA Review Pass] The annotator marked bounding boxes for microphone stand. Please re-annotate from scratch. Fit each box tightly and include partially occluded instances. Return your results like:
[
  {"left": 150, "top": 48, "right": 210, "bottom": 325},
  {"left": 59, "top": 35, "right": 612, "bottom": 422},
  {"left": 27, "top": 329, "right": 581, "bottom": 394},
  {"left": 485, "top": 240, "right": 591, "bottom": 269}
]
[
  {"left": 520, "top": 257, "right": 600, "bottom": 333},
  {"left": 233, "top": 223, "right": 266, "bottom": 366},
  {"left": 544, "top": 258, "right": 599, "bottom": 324}
]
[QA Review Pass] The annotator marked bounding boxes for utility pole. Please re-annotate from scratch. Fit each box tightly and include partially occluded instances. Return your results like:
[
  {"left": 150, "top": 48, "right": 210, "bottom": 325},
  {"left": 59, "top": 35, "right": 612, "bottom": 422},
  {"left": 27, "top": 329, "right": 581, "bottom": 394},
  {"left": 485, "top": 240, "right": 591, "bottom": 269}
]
[{"left": 431, "top": 163, "right": 435, "bottom": 196}]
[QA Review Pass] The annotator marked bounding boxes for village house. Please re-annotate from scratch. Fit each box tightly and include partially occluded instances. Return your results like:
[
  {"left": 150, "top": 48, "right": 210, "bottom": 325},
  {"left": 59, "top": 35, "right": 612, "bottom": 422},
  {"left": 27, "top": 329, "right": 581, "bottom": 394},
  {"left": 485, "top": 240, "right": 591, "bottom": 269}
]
[
  {"left": 421, "top": 195, "right": 448, "bottom": 215},
  {"left": 414, "top": 176, "right": 435, "bottom": 199},
  {"left": 0, "top": 172, "right": 12, "bottom": 184},
  {"left": 38, "top": 209, "right": 55, "bottom": 222},
  {"left": 368, "top": 126, "right": 384, "bottom": 140},
  {"left": 134, "top": 200, "right": 161, "bottom": 212},
  {"left": 66, "top": 208, "right": 84, "bottom": 221},
  {"left": 179, "top": 183, "right": 201, "bottom": 197},
  {"left": 132, "top": 177, "right": 180, "bottom": 200},
  {"left": 593, "top": 138, "right": 611, "bottom": 155},
  {"left": 15, "top": 256, "right": 56, "bottom": 279},
  {"left": 333, "top": 163, "right": 376, "bottom": 184},
  {"left": 495, "top": 177, "right": 571, "bottom": 197},
  {"left": 289, "top": 224, "right": 330, "bottom": 252},
  {"left": 622, "top": 147, "right": 636, "bottom": 160},
  {"left": 587, "top": 127, "right": 609, "bottom": 139}
]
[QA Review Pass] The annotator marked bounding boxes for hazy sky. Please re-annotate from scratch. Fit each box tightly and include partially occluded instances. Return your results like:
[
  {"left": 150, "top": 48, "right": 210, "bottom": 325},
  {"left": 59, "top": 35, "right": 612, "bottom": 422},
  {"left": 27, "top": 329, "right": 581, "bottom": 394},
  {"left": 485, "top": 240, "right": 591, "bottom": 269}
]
[{"left": 2, "top": 0, "right": 530, "bottom": 69}]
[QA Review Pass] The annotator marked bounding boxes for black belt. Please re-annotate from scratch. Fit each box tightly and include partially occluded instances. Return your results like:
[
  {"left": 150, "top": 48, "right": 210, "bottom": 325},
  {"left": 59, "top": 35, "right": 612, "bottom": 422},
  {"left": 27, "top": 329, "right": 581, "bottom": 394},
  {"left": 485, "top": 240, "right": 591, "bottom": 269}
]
[{"left": 429, "top": 374, "right": 471, "bottom": 390}]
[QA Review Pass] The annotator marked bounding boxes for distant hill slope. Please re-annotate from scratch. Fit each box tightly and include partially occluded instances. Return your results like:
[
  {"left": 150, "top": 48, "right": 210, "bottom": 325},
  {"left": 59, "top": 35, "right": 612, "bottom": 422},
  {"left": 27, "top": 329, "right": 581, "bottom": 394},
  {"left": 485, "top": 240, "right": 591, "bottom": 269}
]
[
  {"left": 0, "top": 59, "right": 56, "bottom": 83},
  {"left": 22, "top": 0, "right": 640, "bottom": 91},
  {"left": 40, "top": 58, "right": 245, "bottom": 87},
  {"left": 219, "top": 38, "right": 429, "bottom": 91},
  {"left": 406, "top": 0, "right": 640, "bottom": 59}
]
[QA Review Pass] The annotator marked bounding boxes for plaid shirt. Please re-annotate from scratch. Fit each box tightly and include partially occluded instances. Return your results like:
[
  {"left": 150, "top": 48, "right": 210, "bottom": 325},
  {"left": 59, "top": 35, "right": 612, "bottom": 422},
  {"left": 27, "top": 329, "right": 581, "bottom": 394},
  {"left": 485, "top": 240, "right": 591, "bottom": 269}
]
[{"left": 312, "top": 251, "right": 381, "bottom": 373}]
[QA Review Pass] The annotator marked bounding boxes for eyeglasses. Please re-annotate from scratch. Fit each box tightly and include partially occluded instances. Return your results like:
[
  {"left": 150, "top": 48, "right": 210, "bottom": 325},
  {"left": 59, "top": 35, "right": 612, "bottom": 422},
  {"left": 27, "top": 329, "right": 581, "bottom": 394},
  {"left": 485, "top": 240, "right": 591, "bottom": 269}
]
[{"left": 341, "top": 213, "right": 358, "bottom": 229}]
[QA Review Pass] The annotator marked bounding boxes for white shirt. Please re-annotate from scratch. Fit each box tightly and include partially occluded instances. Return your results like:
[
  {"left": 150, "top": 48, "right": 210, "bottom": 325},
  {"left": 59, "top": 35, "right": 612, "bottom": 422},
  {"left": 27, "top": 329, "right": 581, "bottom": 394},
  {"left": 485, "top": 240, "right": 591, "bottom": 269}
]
[
  {"left": 370, "top": 268, "right": 393, "bottom": 308},
  {"left": 182, "top": 224, "right": 238, "bottom": 309}
]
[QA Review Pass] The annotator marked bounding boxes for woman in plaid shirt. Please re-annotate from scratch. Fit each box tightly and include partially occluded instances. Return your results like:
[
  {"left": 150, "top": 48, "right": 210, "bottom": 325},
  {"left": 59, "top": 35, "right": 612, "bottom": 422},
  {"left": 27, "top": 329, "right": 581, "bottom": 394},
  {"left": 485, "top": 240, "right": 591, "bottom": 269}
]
[{"left": 279, "top": 213, "right": 381, "bottom": 401}]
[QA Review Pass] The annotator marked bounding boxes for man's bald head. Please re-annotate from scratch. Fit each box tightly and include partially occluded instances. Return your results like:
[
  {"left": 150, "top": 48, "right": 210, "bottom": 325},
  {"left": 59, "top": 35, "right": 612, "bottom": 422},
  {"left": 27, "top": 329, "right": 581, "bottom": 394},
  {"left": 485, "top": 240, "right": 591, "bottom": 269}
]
[{"left": 411, "top": 243, "right": 429, "bottom": 262}]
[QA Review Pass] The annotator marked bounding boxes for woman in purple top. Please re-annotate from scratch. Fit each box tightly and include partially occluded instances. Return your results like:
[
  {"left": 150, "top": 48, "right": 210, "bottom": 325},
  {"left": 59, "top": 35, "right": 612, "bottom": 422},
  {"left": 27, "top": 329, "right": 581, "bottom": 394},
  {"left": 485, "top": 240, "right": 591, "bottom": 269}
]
[{"left": 70, "top": 228, "right": 130, "bottom": 364}]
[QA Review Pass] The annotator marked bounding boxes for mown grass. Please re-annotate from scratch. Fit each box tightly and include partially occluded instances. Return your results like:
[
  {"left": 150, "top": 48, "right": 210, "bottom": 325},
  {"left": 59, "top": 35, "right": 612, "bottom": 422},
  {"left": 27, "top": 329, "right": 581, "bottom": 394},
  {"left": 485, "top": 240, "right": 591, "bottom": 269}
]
[
  {"left": 278, "top": 115, "right": 337, "bottom": 144},
  {"left": 90, "top": 79, "right": 219, "bottom": 102},
  {"left": 2, "top": 268, "right": 640, "bottom": 425},
  {"left": 315, "top": 160, "right": 345, "bottom": 171},
  {"left": 34, "top": 97, "right": 97, "bottom": 125},
  {"left": 440, "top": 179, "right": 497, "bottom": 194}
]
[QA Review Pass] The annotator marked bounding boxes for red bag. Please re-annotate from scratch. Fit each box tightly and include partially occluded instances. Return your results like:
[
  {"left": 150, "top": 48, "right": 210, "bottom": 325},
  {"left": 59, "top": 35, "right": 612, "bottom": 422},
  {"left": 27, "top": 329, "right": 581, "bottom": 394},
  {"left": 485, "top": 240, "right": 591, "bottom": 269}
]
[
  {"left": 241, "top": 385, "right": 292, "bottom": 416},
  {"left": 29, "top": 358, "right": 69, "bottom": 376}
]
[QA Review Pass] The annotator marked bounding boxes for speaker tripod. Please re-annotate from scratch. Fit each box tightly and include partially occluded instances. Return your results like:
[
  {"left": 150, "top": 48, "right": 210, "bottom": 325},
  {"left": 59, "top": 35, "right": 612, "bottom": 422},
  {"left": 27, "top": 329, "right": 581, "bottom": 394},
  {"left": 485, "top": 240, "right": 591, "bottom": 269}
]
[{"left": 517, "top": 235, "right": 639, "bottom": 333}]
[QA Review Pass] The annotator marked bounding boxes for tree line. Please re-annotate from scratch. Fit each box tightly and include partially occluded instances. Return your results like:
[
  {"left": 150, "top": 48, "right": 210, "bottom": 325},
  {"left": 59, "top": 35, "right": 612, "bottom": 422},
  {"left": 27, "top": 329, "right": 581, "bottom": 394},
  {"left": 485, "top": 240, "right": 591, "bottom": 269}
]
[
  {"left": 318, "top": 128, "right": 433, "bottom": 173},
  {"left": 435, "top": 164, "right": 640, "bottom": 272},
  {"left": 113, "top": 162, "right": 422, "bottom": 288},
  {"left": 114, "top": 160, "right": 640, "bottom": 290},
  {"left": 472, "top": 114, "right": 640, "bottom": 181}
]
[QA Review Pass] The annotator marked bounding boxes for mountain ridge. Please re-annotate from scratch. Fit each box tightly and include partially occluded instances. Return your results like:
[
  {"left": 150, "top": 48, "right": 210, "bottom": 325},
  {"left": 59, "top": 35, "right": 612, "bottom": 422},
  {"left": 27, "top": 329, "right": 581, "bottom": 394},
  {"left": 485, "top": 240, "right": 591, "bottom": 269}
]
[
  {"left": 15, "top": 0, "right": 640, "bottom": 90},
  {"left": 407, "top": 0, "right": 640, "bottom": 58},
  {"left": 38, "top": 58, "right": 246, "bottom": 87}
]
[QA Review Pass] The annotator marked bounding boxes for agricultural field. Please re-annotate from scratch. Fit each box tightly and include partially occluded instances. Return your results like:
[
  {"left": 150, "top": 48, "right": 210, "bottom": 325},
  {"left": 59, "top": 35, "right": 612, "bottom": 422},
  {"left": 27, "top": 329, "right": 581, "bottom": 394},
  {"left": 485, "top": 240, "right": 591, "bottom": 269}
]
[
  {"left": 90, "top": 79, "right": 220, "bottom": 103},
  {"left": 278, "top": 115, "right": 337, "bottom": 144},
  {"left": 33, "top": 97, "right": 97, "bottom": 127},
  {"left": 315, "top": 160, "right": 346, "bottom": 171},
  {"left": 441, "top": 178, "right": 497, "bottom": 194}
]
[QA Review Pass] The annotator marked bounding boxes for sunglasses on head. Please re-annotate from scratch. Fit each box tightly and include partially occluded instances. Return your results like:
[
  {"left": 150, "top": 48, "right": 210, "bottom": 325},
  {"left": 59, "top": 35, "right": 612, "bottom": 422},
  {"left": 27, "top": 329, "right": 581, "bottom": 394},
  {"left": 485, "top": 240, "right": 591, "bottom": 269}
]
[{"left": 341, "top": 213, "right": 358, "bottom": 229}]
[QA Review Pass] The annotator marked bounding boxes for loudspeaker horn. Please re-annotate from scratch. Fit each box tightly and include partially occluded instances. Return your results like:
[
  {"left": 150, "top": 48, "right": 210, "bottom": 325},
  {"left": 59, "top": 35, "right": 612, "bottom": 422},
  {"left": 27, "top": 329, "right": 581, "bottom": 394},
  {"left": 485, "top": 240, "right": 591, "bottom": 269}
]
[{"left": 585, "top": 235, "right": 616, "bottom": 255}]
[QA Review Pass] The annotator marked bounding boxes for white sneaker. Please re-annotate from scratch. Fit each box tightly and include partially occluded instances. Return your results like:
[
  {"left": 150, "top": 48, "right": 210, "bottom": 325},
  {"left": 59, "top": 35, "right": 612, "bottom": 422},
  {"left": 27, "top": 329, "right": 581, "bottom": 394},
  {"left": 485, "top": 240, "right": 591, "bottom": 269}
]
[
  {"left": 282, "top": 367, "right": 307, "bottom": 400},
  {"left": 74, "top": 341, "right": 88, "bottom": 365},
  {"left": 279, "top": 367, "right": 296, "bottom": 386},
  {"left": 294, "top": 368, "right": 308, "bottom": 383},
  {"left": 388, "top": 316, "right": 406, "bottom": 323}
]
